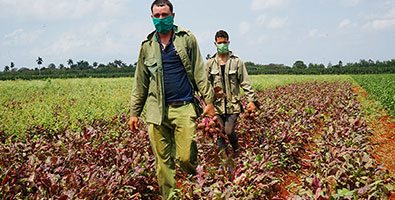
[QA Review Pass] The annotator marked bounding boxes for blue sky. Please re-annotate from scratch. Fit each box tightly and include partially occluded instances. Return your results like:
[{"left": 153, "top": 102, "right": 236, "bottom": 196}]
[{"left": 1, "top": 0, "right": 395, "bottom": 71}]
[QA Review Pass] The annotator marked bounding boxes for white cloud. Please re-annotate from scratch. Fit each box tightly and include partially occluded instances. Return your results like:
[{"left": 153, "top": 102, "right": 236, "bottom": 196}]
[
  {"left": 29, "top": 21, "right": 149, "bottom": 63},
  {"left": 239, "top": 22, "right": 251, "bottom": 35},
  {"left": 257, "top": 15, "right": 266, "bottom": 25},
  {"left": 50, "top": 33, "right": 88, "bottom": 54},
  {"left": 359, "top": 3, "right": 395, "bottom": 31},
  {"left": 0, "top": 0, "right": 128, "bottom": 20},
  {"left": 250, "top": 0, "right": 288, "bottom": 10},
  {"left": 339, "top": 19, "right": 351, "bottom": 28},
  {"left": 386, "top": 7, "right": 395, "bottom": 18},
  {"left": 339, "top": 0, "right": 361, "bottom": 7},
  {"left": 257, "top": 34, "right": 266, "bottom": 44},
  {"left": 308, "top": 29, "right": 319, "bottom": 37},
  {"left": 89, "top": 21, "right": 111, "bottom": 36},
  {"left": 268, "top": 17, "right": 288, "bottom": 29},
  {"left": 307, "top": 29, "right": 329, "bottom": 38},
  {"left": 119, "top": 22, "right": 152, "bottom": 40},
  {"left": 363, "top": 18, "right": 395, "bottom": 31},
  {"left": 338, "top": 19, "right": 358, "bottom": 28},
  {"left": 4, "top": 29, "right": 24, "bottom": 38},
  {"left": 3, "top": 29, "right": 43, "bottom": 46},
  {"left": 100, "top": 0, "right": 128, "bottom": 17}
]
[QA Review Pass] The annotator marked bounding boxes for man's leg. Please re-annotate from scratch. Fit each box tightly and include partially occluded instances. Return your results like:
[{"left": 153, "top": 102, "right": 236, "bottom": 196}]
[
  {"left": 148, "top": 122, "right": 176, "bottom": 200},
  {"left": 224, "top": 113, "right": 240, "bottom": 152},
  {"left": 168, "top": 103, "right": 198, "bottom": 175},
  {"left": 216, "top": 114, "right": 227, "bottom": 150}
]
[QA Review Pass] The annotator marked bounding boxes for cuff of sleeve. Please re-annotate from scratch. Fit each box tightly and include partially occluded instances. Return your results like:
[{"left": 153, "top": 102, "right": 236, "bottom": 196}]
[
  {"left": 204, "top": 96, "right": 214, "bottom": 105},
  {"left": 130, "top": 109, "right": 140, "bottom": 117}
]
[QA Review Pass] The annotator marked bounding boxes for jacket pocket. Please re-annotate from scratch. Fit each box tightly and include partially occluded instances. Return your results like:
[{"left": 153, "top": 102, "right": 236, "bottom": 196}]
[
  {"left": 145, "top": 58, "right": 158, "bottom": 77},
  {"left": 228, "top": 69, "right": 238, "bottom": 87},
  {"left": 210, "top": 68, "right": 222, "bottom": 87}
]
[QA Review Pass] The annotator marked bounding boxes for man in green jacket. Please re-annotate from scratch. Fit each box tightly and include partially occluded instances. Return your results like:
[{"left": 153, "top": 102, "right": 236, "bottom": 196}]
[
  {"left": 129, "top": 0, "right": 215, "bottom": 199},
  {"left": 206, "top": 30, "right": 256, "bottom": 157}
]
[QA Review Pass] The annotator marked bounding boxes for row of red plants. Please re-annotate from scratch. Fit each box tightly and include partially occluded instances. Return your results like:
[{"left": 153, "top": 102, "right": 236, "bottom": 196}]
[{"left": 0, "top": 81, "right": 393, "bottom": 199}]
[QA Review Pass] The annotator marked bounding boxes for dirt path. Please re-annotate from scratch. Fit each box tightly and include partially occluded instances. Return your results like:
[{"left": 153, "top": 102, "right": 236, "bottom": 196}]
[{"left": 353, "top": 86, "right": 395, "bottom": 177}]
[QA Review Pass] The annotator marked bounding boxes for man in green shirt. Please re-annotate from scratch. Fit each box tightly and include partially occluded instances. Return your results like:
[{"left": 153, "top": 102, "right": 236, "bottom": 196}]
[
  {"left": 129, "top": 0, "right": 215, "bottom": 199},
  {"left": 206, "top": 30, "right": 256, "bottom": 157}
]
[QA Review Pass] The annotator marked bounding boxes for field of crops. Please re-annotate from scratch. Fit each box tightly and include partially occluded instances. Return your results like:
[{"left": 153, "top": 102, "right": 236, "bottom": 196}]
[
  {"left": 352, "top": 74, "right": 395, "bottom": 116},
  {"left": 0, "top": 75, "right": 394, "bottom": 199}
]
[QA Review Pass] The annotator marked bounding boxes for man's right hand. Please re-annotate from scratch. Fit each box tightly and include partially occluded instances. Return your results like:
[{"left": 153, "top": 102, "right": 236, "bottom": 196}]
[
  {"left": 129, "top": 116, "right": 139, "bottom": 132},
  {"left": 202, "top": 103, "right": 216, "bottom": 117}
]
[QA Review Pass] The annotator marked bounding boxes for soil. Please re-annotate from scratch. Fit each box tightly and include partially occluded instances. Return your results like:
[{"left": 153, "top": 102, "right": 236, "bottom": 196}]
[{"left": 352, "top": 86, "right": 395, "bottom": 177}]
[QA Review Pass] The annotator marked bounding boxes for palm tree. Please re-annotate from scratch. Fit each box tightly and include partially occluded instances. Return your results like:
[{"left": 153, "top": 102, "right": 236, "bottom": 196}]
[
  {"left": 67, "top": 59, "right": 73, "bottom": 67},
  {"left": 113, "top": 59, "right": 125, "bottom": 68},
  {"left": 36, "top": 57, "right": 43, "bottom": 68},
  {"left": 36, "top": 57, "right": 43, "bottom": 75}
]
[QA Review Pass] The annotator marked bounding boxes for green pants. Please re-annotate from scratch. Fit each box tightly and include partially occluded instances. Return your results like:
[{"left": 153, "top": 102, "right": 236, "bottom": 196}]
[{"left": 148, "top": 103, "right": 198, "bottom": 199}]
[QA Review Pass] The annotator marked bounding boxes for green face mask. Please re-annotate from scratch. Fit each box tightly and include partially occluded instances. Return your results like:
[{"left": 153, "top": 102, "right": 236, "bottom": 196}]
[
  {"left": 152, "top": 15, "right": 174, "bottom": 34},
  {"left": 216, "top": 43, "right": 229, "bottom": 54}
]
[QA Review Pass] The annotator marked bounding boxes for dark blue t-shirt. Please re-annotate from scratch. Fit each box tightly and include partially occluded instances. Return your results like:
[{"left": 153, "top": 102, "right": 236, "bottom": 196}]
[{"left": 159, "top": 37, "right": 193, "bottom": 103}]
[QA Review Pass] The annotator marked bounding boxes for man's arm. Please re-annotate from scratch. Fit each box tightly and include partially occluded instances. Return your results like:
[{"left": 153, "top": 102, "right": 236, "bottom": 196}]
[
  {"left": 238, "top": 59, "right": 256, "bottom": 111},
  {"left": 129, "top": 46, "right": 150, "bottom": 130},
  {"left": 189, "top": 33, "right": 214, "bottom": 113}
]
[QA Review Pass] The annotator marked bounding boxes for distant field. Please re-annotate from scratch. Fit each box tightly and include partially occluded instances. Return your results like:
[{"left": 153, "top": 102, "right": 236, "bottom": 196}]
[
  {"left": 250, "top": 74, "right": 352, "bottom": 91},
  {"left": 352, "top": 74, "right": 395, "bottom": 116},
  {"left": 0, "top": 78, "right": 132, "bottom": 140}
]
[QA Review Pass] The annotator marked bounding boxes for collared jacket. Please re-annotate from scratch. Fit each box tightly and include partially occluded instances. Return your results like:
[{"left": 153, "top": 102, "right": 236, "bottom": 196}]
[
  {"left": 206, "top": 52, "right": 255, "bottom": 114},
  {"left": 130, "top": 26, "right": 214, "bottom": 125}
]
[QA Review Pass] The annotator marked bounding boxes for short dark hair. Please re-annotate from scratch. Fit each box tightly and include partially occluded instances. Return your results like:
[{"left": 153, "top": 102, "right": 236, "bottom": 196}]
[
  {"left": 215, "top": 30, "right": 229, "bottom": 41},
  {"left": 151, "top": 0, "right": 173, "bottom": 13}
]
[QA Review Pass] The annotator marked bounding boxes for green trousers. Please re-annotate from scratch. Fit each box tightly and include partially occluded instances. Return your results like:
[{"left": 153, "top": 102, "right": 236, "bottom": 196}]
[{"left": 148, "top": 103, "right": 198, "bottom": 200}]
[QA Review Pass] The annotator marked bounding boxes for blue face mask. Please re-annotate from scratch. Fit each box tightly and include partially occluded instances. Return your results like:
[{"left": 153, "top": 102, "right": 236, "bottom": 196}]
[{"left": 152, "top": 15, "right": 174, "bottom": 34}]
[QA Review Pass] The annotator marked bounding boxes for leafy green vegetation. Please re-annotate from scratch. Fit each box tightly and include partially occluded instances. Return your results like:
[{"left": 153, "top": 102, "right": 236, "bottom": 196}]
[
  {"left": 352, "top": 74, "right": 395, "bottom": 116},
  {"left": 0, "top": 78, "right": 132, "bottom": 140}
]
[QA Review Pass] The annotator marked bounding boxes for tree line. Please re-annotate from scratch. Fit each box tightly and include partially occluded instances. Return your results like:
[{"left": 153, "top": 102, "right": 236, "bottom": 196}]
[
  {"left": 1, "top": 58, "right": 136, "bottom": 80},
  {"left": 245, "top": 59, "right": 395, "bottom": 75},
  {"left": 1, "top": 57, "right": 395, "bottom": 80}
]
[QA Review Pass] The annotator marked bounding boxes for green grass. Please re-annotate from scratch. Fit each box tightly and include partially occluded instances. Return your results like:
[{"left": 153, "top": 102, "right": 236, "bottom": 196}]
[
  {"left": 352, "top": 74, "right": 395, "bottom": 116},
  {"left": 0, "top": 78, "right": 133, "bottom": 140}
]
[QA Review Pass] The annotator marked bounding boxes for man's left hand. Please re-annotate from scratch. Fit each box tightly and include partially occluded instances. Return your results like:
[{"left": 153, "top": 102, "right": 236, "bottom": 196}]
[
  {"left": 202, "top": 103, "right": 216, "bottom": 117},
  {"left": 247, "top": 101, "right": 256, "bottom": 111}
]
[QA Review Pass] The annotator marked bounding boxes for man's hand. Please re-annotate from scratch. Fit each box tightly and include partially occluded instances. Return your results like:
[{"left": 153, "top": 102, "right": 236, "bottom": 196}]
[
  {"left": 202, "top": 103, "right": 216, "bottom": 117},
  {"left": 246, "top": 101, "right": 256, "bottom": 111},
  {"left": 129, "top": 116, "right": 139, "bottom": 132}
]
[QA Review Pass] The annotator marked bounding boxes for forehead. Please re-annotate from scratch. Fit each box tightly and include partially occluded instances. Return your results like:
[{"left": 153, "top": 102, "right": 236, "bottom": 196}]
[
  {"left": 152, "top": 4, "right": 171, "bottom": 14},
  {"left": 216, "top": 37, "right": 228, "bottom": 42}
]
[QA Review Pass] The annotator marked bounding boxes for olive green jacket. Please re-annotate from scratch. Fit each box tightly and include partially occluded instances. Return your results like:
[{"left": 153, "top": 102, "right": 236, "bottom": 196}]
[
  {"left": 130, "top": 26, "right": 214, "bottom": 125},
  {"left": 206, "top": 52, "right": 255, "bottom": 114}
]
